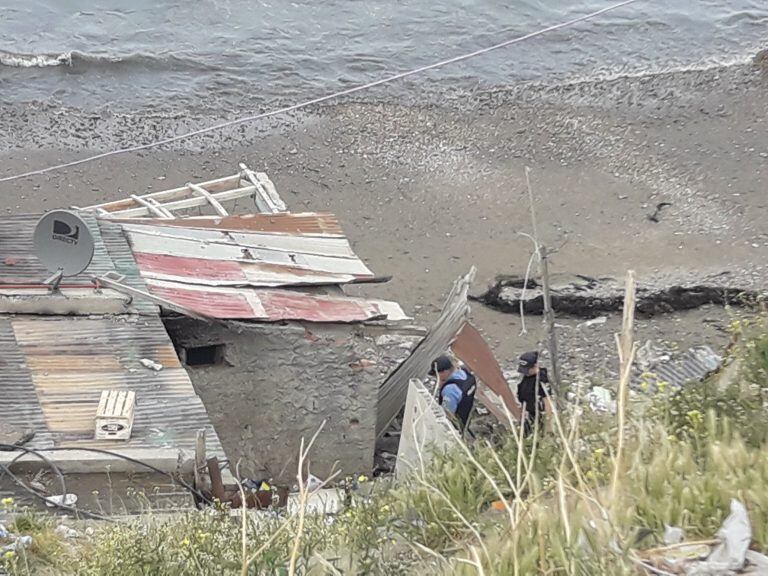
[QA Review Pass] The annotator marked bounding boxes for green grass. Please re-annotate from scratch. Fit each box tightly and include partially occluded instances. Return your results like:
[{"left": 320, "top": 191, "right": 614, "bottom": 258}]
[{"left": 3, "top": 313, "right": 768, "bottom": 575}]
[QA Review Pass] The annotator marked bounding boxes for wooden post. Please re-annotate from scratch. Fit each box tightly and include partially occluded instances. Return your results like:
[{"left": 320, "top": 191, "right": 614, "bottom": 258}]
[
  {"left": 194, "top": 429, "right": 207, "bottom": 491},
  {"left": 539, "top": 245, "right": 561, "bottom": 395}
]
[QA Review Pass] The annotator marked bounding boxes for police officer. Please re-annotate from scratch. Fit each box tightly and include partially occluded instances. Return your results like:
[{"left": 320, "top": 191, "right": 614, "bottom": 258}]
[
  {"left": 517, "top": 350, "right": 553, "bottom": 434},
  {"left": 429, "top": 355, "right": 477, "bottom": 433}
]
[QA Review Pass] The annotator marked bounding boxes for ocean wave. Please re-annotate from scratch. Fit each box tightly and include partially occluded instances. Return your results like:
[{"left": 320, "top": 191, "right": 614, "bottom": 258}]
[
  {"left": 0, "top": 50, "right": 71, "bottom": 68},
  {"left": 0, "top": 49, "right": 222, "bottom": 71}
]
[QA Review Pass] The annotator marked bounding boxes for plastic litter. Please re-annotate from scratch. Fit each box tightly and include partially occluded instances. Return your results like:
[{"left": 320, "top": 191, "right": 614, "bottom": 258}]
[
  {"left": 647, "top": 499, "right": 767, "bottom": 575},
  {"left": 579, "top": 316, "right": 608, "bottom": 328},
  {"left": 687, "top": 499, "right": 752, "bottom": 574},
  {"left": 45, "top": 493, "right": 78, "bottom": 508},
  {"left": 586, "top": 386, "right": 617, "bottom": 414},
  {"left": 140, "top": 358, "right": 163, "bottom": 371}
]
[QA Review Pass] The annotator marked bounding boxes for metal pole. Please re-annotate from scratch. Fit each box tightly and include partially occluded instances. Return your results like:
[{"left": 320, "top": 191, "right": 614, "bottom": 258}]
[{"left": 539, "top": 245, "right": 561, "bottom": 395}]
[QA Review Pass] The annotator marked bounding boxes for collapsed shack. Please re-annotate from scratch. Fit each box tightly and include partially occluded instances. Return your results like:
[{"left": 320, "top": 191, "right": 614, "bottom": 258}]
[
  {"left": 79, "top": 166, "right": 428, "bottom": 489},
  {"left": 0, "top": 165, "right": 423, "bottom": 516},
  {"left": 475, "top": 273, "right": 763, "bottom": 318},
  {"left": 0, "top": 165, "right": 526, "bottom": 517}
]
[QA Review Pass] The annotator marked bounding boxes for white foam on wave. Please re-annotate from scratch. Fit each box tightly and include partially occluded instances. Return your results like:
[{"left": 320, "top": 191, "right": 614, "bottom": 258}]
[
  {"left": 551, "top": 50, "right": 758, "bottom": 88},
  {"left": 0, "top": 50, "right": 72, "bottom": 68}
]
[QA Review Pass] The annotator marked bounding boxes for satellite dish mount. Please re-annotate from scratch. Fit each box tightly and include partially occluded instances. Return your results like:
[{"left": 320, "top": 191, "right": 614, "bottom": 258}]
[
  {"left": 33, "top": 211, "right": 95, "bottom": 294},
  {"left": 43, "top": 269, "right": 65, "bottom": 292}
]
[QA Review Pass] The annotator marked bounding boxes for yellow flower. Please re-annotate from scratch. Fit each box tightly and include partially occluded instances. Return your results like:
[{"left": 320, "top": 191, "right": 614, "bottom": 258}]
[
  {"left": 181, "top": 538, "right": 190, "bottom": 546},
  {"left": 686, "top": 410, "right": 703, "bottom": 425},
  {"left": 3, "top": 551, "right": 15, "bottom": 560},
  {"left": 357, "top": 475, "right": 369, "bottom": 483},
  {"left": 657, "top": 381, "right": 668, "bottom": 392},
  {"left": 1, "top": 497, "right": 13, "bottom": 507}
]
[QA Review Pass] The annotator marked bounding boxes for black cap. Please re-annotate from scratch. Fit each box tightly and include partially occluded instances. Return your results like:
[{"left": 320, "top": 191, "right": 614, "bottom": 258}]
[
  {"left": 517, "top": 351, "right": 539, "bottom": 374},
  {"left": 428, "top": 355, "right": 453, "bottom": 376}
]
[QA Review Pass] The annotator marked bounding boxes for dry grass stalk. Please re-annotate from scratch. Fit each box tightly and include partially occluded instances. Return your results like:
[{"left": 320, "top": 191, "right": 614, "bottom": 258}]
[
  {"left": 611, "top": 270, "right": 638, "bottom": 504},
  {"left": 234, "top": 461, "right": 248, "bottom": 576},
  {"left": 288, "top": 420, "right": 328, "bottom": 576}
]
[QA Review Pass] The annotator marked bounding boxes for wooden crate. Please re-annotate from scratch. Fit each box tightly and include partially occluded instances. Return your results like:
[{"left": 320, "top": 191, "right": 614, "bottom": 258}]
[{"left": 95, "top": 390, "right": 136, "bottom": 440}]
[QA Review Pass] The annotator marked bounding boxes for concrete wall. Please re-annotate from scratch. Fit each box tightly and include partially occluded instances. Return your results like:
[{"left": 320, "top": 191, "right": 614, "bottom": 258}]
[
  {"left": 164, "top": 317, "right": 419, "bottom": 483},
  {"left": 395, "top": 379, "right": 460, "bottom": 481}
]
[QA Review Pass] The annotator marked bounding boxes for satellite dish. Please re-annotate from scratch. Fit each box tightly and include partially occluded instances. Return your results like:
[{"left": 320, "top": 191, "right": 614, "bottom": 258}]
[{"left": 33, "top": 211, "right": 95, "bottom": 283}]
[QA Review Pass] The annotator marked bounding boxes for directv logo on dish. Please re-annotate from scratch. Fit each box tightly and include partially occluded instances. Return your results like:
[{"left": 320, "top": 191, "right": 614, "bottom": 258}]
[{"left": 51, "top": 219, "right": 80, "bottom": 245}]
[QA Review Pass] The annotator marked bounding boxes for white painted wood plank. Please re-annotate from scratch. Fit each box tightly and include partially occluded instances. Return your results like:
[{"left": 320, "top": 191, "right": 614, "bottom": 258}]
[
  {"left": 120, "top": 224, "right": 357, "bottom": 258},
  {"left": 127, "top": 230, "right": 374, "bottom": 276}
]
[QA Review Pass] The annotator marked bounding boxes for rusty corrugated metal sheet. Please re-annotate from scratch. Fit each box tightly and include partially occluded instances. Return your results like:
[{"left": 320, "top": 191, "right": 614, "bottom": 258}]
[
  {"left": 0, "top": 213, "right": 155, "bottom": 315},
  {"left": 133, "top": 253, "right": 370, "bottom": 287},
  {"left": 144, "top": 279, "right": 408, "bottom": 322},
  {"left": 0, "top": 318, "right": 55, "bottom": 446},
  {"left": 451, "top": 322, "right": 522, "bottom": 422},
  {"left": 376, "top": 268, "right": 476, "bottom": 436},
  {"left": 0, "top": 314, "right": 224, "bottom": 454},
  {"left": 123, "top": 219, "right": 375, "bottom": 287},
  {"left": 109, "top": 213, "right": 344, "bottom": 236}
]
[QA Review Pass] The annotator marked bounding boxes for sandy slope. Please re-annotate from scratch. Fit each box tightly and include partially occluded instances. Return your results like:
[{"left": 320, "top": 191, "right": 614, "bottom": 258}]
[{"left": 0, "top": 63, "right": 765, "bottom": 376}]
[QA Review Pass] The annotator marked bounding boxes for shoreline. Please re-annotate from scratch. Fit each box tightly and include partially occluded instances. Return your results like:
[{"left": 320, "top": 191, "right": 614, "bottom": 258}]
[{"left": 0, "top": 60, "right": 765, "bottom": 372}]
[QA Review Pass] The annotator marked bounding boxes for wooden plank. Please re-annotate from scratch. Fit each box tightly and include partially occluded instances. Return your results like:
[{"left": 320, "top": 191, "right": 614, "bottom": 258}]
[
  {"left": 254, "top": 172, "right": 287, "bottom": 212},
  {"left": 239, "top": 163, "right": 285, "bottom": 213},
  {"left": 194, "top": 429, "right": 206, "bottom": 490},
  {"left": 187, "top": 183, "right": 229, "bottom": 217},
  {"left": 130, "top": 195, "right": 175, "bottom": 219},
  {"left": 97, "top": 390, "right": 109, "bottom": 416},
  {"left": 105, "top": 390, "right": 118, "bottom": 416},
  {"left": 0, "top": 448, "right": 192, "bottom": 474},
  {"left": 84, "top": 174, "right": 242, "bottom": 212},
  {"left": 108, "top": 186, "right": 258, "bottom": 218}
]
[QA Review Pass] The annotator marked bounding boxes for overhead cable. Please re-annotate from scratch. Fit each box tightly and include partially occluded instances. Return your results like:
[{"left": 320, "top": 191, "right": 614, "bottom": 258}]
[{"left": 0, "top": 0, "right": 642, "bottom": 184}]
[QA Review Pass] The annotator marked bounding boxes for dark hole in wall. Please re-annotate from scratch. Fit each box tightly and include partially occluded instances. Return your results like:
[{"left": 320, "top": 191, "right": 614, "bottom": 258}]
[{"left": 184, "top": 344, "right": 226, "bottom": 367}]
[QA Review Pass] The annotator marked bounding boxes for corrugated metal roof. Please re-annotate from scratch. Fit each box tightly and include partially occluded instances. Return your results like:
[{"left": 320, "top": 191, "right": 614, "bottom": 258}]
[
  {"left": 632, "top": 345, "right": 722, "bottom": 390},
  {"left": 122, "top": 219, "right": 375, "bottom": 287},
  {"left": 0, "top": 314, "right": 223, "bottom": 455},
  {"left": 0, "top": 212, "right": 112, "bottom": 285},
  {"left": 144, "top": 279, "right": 409, "bottom": 322},
  {"left": 0, "top": 213, "right": 156, "bottom": 315},
  {"left": 110, "top": 213, "right": 345, "bottom": 236}
]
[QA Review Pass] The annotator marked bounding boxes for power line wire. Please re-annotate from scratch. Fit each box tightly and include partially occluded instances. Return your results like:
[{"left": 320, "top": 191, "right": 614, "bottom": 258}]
[{"left": 0, "top": 0, "right": 642, "bottom": 184}]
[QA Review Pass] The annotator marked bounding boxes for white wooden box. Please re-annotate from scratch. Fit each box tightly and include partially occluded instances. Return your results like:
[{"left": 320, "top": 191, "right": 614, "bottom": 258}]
[{"left": 95, "top": 390, "right": 136, "bottom": 440}]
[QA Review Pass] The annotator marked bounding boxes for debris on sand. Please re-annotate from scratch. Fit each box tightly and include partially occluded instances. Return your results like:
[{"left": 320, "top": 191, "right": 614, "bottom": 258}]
[{"left": 474, "top": 273, "right": 761, "bottom": 318}]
